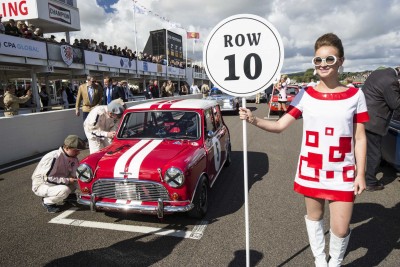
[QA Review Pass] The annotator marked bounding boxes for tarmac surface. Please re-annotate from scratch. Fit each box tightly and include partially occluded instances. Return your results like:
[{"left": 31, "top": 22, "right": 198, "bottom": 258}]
[{"left": 1, "top": 103, "right": 399, "bottom": 267}]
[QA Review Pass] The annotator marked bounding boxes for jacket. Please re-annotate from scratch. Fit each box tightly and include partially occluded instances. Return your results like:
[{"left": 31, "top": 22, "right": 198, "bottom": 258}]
[
  {"left": 362, "top": 68, "right": 400, "bottom": 136},
  {"left": 75, "top": 83, "right": 103, "bottom": 113},
  {"left": 3, "top": 91, "right": 31, "bottom": 117},
  {"left": 31, "top": 147, "right": 79, "bottom": 192}
]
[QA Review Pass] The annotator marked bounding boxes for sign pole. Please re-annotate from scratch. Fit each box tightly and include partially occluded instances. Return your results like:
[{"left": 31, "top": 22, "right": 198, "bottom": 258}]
[
  {"left": 203, "top": 14, "right": 284, "bottom": 267},
  {"left": 242, "top": 97, "right": 250, "bottom": 267}
]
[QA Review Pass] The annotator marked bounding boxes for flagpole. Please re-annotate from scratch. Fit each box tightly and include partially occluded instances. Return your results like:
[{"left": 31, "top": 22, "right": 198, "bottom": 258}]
[
  {"left": 166, "top": 28, "right": 168, "bottom": 77},
  {"left": 133, "top": 1, "right": 138, "bottom": 55},
  {"left": 185, "top": 31, "right": 188, "bottom": 68}
]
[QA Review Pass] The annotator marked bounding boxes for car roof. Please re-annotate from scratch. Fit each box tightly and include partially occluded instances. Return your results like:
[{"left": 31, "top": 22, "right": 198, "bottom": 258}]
[{"left": 127, "top": 99, "right": 218, "bottom": 111}]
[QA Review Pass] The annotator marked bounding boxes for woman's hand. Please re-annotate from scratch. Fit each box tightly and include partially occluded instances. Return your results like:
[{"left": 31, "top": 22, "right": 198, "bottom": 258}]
[
  {"left": 354, "top": 175, "right": 366, "bottom": 195},
  {"left": 239, "top": 107, "right": 253, "bottom": 121}
]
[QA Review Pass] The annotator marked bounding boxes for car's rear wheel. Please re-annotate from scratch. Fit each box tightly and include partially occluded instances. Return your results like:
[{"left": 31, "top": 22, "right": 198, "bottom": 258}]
[{"left": 188, "top": 176, "right": 208, "bottom": 219}]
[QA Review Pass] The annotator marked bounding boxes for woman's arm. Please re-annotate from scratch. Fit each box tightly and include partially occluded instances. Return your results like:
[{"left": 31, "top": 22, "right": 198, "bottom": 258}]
[
  {"left": 353, "top": 122, "right": 367, "bottom": 195},
  {"left": 239, "top": 107, "right": 296, "bottom": 133}
]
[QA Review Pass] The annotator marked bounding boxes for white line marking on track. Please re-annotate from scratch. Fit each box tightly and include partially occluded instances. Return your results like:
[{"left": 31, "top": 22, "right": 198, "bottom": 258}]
[{"left": 49, "top": 208, "right": 208, "bottom": 240}]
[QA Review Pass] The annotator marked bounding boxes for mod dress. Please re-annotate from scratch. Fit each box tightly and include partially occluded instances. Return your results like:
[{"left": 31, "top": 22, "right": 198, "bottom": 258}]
[{"left": 287, "top": 87, "right": 369, "bottom": 202}]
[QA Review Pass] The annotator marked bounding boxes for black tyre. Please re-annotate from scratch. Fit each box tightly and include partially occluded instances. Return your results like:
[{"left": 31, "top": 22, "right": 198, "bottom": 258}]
[
  {"left": 188, "top": 176, "right": 208, "bottom": 219},
  {"left": 224, "top": 143, "right": 232, "bottom": 167}
]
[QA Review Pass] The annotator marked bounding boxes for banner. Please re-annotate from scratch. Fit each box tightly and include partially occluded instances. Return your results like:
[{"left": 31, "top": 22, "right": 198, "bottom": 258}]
[
  {"left": 0, "top": 33, "right": 47, "bottom": 59},
  {"left": 84, "top": 50, "right": 137, "bottom": 70},
  {"left": 187, "top": 32, "right": 200, "bottom": 39}
]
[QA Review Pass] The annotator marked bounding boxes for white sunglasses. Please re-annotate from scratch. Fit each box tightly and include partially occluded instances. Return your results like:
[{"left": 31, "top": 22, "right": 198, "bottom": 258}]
[{"left": 312, "top": 55, "right": 338, "bottom": 66}]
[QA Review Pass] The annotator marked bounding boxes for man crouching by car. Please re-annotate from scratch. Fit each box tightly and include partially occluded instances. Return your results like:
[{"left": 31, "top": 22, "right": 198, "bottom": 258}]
[{"left": 31, "top": 135, "right": 86, "bottom": 213}]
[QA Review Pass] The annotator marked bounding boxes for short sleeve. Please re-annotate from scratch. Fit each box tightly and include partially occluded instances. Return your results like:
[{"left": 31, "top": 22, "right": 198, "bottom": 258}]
[
  {"left": 287, "top": 88, "right": 306, "bottom": 119},
  {"left": 354, "top": 90, "right": 369, "bottom": 123}
]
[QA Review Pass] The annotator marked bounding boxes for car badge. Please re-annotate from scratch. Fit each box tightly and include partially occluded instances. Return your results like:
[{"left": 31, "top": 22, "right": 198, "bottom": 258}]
[{"left": 173, "top": 141, "right": 182, "bottom": 145}]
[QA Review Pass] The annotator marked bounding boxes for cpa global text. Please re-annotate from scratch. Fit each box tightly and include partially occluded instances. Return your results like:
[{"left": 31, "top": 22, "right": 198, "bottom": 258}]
[{"left": 3, "top": 42, "right": 39, "bottom": 52}]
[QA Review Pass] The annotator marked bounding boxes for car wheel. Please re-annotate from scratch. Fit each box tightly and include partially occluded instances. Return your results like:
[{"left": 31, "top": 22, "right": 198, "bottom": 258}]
[
  {"left": 234, "top": 103, "right": 239, "bottom": 115},
  {"left": 188, "top": 176, "right": 208, "bottom": 219},
  {"left": 224, "top": 143, "right": 231, "bottom": 167}
]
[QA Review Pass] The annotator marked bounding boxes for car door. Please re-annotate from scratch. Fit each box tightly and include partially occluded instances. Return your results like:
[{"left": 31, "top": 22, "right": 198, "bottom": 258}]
[{"left": 204, "top": 106, "right": 225, "bottom": 183}]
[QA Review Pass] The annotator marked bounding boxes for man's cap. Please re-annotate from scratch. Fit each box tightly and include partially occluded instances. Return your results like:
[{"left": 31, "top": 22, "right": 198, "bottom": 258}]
[
  {"left": 64, "top": 135, "right": 86, "bottom": 150},
  {"left": 107, "top": 99, "right": 125, "bottom": 115}
]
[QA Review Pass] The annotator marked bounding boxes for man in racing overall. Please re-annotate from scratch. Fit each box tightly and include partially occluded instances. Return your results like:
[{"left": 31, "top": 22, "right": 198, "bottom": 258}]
[
  {"left": 32, "top": 135, "right": 86, "bottom": 213},
  {"left": 83, "top": 99, "right": 126, "bottom": 154}
]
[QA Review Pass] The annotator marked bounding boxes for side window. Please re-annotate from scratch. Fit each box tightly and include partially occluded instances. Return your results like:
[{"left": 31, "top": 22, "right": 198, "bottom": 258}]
[
  {"left": 204, "top": 108, "right": 216, "bottom": 137},
  {"left": 213, "top": 105, "right": 222, "bottom": 129}
]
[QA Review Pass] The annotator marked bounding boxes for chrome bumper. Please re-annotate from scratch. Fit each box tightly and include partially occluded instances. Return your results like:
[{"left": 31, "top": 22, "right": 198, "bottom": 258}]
[{"left": 78, "top": 195, "right": 194, "bottom": 219}]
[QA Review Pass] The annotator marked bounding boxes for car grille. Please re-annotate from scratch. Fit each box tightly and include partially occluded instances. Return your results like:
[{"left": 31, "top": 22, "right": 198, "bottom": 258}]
[{"left": 92, "top": 179, "right": 170, "bottom": 201}]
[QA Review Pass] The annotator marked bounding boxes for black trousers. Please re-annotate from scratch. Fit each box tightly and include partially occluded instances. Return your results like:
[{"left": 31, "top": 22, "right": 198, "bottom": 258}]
[{"left": 365, "top": 130, "right": 383, "bottom": 185}]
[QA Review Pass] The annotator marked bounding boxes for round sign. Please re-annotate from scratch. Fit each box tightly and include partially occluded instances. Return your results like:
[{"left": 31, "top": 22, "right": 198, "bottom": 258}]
[{"left": 203, "top": 14, "right": 284, "bottom": 97}]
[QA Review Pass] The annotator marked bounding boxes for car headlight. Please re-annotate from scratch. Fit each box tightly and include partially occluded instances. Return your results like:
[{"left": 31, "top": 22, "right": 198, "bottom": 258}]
[
  {"left": 164, "top": 167, "right": 185, "bottom": 188},
  {"left": 76, "top": 164, "right": 93, "bottom": 183}
]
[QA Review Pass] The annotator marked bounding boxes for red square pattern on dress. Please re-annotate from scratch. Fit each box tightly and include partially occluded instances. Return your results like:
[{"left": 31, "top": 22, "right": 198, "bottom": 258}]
[
  {"left": 305, "top": 131, "right": 319, "bottom": 147},
  {"left": 298, "top": 152, "right": 323, "bottom": 181},
  {"left": 329, "top": 136, "right": 352, "bottom": 162},
  {"left": 342, "top": 165, "right": 355, "bottom": 182},
  {"left": 326, "top": 171, "right": 334, "bottom": 179},
  {"left": 325, "top": 127, "right": 334, "bottom": 136}
]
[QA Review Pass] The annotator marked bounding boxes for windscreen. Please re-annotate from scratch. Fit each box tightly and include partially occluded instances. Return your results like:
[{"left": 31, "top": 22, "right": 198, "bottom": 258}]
[{"left": 118, "top": 111, "right": 200, "bottom": 140}]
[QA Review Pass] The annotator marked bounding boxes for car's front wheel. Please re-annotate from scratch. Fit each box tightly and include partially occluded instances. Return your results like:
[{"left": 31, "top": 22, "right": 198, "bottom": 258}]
[
  {"left": 188, "top": 176, "right": 208, "bottom": 219},
  {"left": 224, "top": 143, "right": 232, "bottom": 167}
]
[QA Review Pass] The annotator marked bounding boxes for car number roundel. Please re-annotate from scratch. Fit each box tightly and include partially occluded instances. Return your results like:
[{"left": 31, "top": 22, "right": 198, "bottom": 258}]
[{"left": 212, "top": 136, "right": 222, "bottom": 171}]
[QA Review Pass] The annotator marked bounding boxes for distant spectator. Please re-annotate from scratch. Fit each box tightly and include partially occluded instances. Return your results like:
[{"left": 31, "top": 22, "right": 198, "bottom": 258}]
[
  {"left": 190, "top": 82, "right": 200, "bottom": 94},
  {"left": 72, "top": 39, "right": 80, "bottom": 47},
  {"left": 47, "top": 35, "right": 58, "bottom": 43},
  {"left": 60, "top": 38, "right": 69, "bottom": 45},
  {"left": 151, "top": 80, "right": 160, "bottom": 98},
  {"left": 5, "top": 19, "right": 20, "bottom": 36},
  {"left": 307, "top": 78, "right": 317, "bottom": 88},
  {"left": 201, "top": 84, "right": 210, "bottom": 98},
  {"left": 179, "top": 83, "right": 189, "bottom": 95},
  {"left": 165, "top": 80, "right": 174, "bottom": 97},
  {"left": 88, "top": 39, "right": 96, "bottom": 51},
  {"left": 39, "top": 86, "right": 50, "bottom": 111},
  {"left": 346, "top": 77, "right": 355, "bottom": 87},
  {"left": 103, "top": 76, "right": 125, "bottom": 105},
  {"left": 0, "top": 15, "right": 5, "bottom": 34},
  {"left": 16, "top": 21, "right": 25, "bottom": 36},
  {"left": 161, "top": 82, "right": 168, "bottom": 97},
  {"left": 21, "top": 23, "right": 33, "bottom": 39},
  {"left": 59, "top": 86, "right": 69, "bottom": 109},
  {"left": 3, "top": 83, "right": 32, "bottom": 117},
  {"left": 33, "top": 28, "right": 44, "bottom": 40},
  {"left": 120, "top": 80, "right": 133, "bottom": 102},
  {"left": 143, "top": 80, "right": 153, "bottom": 99}
]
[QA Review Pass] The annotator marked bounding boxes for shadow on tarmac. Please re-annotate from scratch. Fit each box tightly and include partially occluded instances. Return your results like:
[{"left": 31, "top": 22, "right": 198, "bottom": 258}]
[
  {"left": 344, "top": 202, "right": 400, "bottom": 266},
  {"left": 44, "top": 227, "right": 183, "bottom": 267}
]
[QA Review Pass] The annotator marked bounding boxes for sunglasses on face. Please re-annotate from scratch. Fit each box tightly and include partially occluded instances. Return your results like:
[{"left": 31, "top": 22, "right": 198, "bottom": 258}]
[{"left": 312, "top": 55, "right": 337, "bottom": 66}]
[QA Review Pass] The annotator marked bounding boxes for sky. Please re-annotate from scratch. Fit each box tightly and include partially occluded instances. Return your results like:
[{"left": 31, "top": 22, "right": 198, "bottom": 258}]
[{"left": 53, "top": 0, "right": 400, "bottom": 74}]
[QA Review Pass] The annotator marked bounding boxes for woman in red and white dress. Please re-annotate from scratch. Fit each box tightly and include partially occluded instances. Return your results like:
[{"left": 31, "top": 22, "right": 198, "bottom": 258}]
[
  {"left": 277, "top": 75, "right": 288, "bottom": 117},
  {"left": 239, "top": 33, "right": 368, "bottom": 267}
]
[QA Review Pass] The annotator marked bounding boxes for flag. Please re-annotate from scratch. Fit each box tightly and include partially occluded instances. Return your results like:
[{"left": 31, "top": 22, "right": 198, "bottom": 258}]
[
  {"left": 187, "top": 32, "right": 200, "bottom": 39},
  {"left": 133, "top": 5, "right": 147, "bottom": 15}
]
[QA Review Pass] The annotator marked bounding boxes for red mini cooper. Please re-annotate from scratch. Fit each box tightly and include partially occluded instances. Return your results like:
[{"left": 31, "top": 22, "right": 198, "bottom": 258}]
[{"left": 76, "top": 99, "right": 231, "bottom": 219}]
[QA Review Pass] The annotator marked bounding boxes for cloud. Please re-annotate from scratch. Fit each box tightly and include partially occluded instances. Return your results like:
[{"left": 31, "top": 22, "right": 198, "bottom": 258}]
[{"left": 49, "top": 0, "right": 400, "bottom": 73}]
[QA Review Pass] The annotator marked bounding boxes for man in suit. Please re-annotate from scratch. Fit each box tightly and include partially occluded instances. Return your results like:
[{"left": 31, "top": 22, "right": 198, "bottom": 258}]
[
  {"left": 103, "top": 77, "right": 125, "bottom": 104},
  {"left": 362, "top": 67, "right": 400, "bottom": 191},
  {"left": 75, "top": 75, "right": 103, "bottom": 121}
]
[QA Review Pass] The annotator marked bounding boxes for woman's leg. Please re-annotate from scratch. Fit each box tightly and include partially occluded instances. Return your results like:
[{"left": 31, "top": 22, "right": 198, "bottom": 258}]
[
  {"left": 328, "top": 201, "right": 353, "bottom": 267},
  {"left": 304, "top": 197, "right": 327, "bottom": 267}
]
